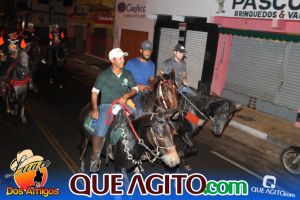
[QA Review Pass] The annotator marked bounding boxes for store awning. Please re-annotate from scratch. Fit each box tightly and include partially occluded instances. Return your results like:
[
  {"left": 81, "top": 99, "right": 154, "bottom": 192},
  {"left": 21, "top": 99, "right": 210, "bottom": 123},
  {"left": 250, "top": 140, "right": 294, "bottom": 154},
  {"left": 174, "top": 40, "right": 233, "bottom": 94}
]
[{"left": 219, "top": 28, "right": 300, "bottom": 42}]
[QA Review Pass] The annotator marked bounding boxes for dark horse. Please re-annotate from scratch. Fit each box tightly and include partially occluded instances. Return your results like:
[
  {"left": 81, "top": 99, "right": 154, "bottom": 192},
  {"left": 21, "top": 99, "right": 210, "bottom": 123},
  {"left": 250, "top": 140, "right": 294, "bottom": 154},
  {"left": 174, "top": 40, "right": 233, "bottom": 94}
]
[
  {"left": 48, "top": 42, "right": 67, "bottom": 88},
  {"left": 175, "top": 92, "right": 240, "bottom": 169},
  {"left": 78, "top": 104, "right": 180, "bottom": 179},
  {"left": 5, "top": 50, "right": 31, "bottom": 123}
]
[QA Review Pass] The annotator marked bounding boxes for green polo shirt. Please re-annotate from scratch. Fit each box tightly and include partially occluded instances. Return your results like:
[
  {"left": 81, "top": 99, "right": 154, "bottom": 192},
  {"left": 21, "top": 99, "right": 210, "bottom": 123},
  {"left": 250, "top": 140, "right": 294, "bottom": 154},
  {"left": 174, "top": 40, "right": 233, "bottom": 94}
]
[{"left": 93, "top": 67, "right": 137, "bottom": 104}]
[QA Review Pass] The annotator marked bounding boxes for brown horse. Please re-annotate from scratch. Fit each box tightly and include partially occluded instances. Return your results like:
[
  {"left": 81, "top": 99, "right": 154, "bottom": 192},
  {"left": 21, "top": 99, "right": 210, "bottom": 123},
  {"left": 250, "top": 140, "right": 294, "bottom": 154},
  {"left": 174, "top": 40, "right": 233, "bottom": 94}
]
[{"left": 141, "top": 70, "right": 179, "bottom": 113}]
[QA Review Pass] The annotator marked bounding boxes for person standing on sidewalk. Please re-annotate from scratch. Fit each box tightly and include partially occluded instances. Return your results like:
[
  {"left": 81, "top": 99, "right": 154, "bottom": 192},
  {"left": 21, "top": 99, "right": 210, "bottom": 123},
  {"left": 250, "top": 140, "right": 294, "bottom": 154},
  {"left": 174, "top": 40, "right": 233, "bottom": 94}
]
[
  {"left": 158, "top": 44, "right": 197, "bottom": 96},
  {"left": 125, "top": 40, "right": 155, "bottom": 115},
  {"left": 90, "top": 48, "right": 138, "bottom": 173}
]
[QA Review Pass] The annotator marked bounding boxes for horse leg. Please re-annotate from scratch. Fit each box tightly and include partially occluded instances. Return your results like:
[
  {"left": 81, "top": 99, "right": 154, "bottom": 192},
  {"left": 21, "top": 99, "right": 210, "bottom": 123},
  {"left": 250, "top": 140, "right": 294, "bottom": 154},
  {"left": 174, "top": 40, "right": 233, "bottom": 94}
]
[
  {"left": 5, "top": 95, "right": 11, "bottom": 114},
  {"left": 20, "top": 104, "right": 26, "bottom": 123},
  {"left": 79, "top": 136, "right": 90, "bottom": 172}
]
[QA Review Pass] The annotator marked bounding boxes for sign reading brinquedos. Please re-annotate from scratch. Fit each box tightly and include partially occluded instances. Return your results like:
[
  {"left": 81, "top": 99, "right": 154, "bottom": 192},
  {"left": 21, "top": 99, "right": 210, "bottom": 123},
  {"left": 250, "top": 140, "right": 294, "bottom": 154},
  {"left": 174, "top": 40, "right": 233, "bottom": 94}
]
[{"left": 214, "top": 0, "right": 300, "bottom": 20}]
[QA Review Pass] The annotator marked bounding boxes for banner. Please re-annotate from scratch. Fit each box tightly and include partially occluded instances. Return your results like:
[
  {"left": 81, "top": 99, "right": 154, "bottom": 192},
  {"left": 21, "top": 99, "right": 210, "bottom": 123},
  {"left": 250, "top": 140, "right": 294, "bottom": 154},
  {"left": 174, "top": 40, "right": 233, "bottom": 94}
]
[{"left": 213, "top": 0, "right": 300, "bottom": 20}]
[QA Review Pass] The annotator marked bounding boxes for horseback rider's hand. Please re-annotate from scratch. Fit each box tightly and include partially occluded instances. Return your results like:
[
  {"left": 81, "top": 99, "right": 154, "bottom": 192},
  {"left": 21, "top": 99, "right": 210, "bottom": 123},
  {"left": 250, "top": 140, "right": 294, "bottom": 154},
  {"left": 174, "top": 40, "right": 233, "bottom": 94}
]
[
  {"left": 182, "top": 78, "right": 188, "bottom": 86},
  {"left": 120, "top": 93, "right": 130, "bottom": 105},
  {"left": 92, "top": 108, "right": 99, "bottom": 119}
]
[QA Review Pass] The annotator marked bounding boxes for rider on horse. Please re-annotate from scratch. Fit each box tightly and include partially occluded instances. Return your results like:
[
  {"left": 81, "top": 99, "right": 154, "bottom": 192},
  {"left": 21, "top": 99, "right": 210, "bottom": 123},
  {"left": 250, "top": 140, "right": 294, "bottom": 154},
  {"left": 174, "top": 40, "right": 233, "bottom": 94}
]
[
  {"left": 0, "top": 26, "right": 31, "bottom": 92},
  {"left": 125, "top": 40, "right": 155, "bottom": 116},
  {"left": 23, "top": 22, "right": 40, "bottom": 92},
  {"left": 48, "top": 24, "right": 65, "bottom": 88},
  {"left": 90, "top": 48, "right": 138, "bottom": 173}
]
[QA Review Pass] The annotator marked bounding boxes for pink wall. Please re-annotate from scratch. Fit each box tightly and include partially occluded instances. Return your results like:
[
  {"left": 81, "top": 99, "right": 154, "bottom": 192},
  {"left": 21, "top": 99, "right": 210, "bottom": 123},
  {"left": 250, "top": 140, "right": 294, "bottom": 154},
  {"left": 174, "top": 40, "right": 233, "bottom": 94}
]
[
  {"left": 211, "top": 16, "right": 300, "bottom": 96},
  {"left": 210, "top": 34, "right": 233, "bottom": 96}
]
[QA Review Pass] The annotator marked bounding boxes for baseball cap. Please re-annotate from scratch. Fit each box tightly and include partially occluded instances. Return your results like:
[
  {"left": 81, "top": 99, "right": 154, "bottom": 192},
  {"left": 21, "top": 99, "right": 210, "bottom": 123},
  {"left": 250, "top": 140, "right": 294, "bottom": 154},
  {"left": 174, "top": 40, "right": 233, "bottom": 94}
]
[
  {"left": 109, "top": 48, "right": 128, "bottom": 60},
  {"left": 174, "top": 44, "right": 186, "bottom": 53},
  {"left": 140, "top": 40, "right": 153, "bottom": 50},
  {"left": 28, "top": 22, "right": 34, "bottom": 27}
]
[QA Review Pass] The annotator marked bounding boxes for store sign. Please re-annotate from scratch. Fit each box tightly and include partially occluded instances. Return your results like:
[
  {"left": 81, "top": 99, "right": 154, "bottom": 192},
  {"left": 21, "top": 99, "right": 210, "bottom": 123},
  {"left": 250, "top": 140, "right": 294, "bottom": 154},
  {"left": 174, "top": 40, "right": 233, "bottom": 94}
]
[
  {"left": 117, "top": 0, "right": 146, "bottom": 19},
  {"left": 214, "top": 0, "right": 300, "bottom": 20}
]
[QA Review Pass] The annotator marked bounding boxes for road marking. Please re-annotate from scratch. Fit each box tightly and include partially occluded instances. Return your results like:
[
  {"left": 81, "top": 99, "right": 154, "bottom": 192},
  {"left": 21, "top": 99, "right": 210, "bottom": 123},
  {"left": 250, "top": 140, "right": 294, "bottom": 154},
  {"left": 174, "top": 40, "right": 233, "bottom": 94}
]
[
  {"left": 26, "top": 101, "right": 81, "bottom": 174},
  {"left": 211, "top": 150, "right": 264, "bottom": 180},
  {"left": 211, "top": 151, "right": 287, "bottom": 191}
]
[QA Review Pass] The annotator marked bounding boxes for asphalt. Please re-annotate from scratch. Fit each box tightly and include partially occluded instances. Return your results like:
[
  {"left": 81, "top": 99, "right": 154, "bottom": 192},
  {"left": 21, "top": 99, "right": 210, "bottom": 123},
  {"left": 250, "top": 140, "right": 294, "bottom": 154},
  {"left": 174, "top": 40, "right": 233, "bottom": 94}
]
[{"left": 66, "top": 52, "right": 300, "bottom": 149}]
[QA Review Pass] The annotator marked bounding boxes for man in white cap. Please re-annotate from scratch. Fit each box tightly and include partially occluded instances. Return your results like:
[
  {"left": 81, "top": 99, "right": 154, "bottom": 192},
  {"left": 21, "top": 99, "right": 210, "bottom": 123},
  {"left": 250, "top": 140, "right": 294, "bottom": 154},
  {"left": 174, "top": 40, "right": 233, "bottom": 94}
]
[{"left": 90, "top": 48, "right": 138, "bottom": 173}]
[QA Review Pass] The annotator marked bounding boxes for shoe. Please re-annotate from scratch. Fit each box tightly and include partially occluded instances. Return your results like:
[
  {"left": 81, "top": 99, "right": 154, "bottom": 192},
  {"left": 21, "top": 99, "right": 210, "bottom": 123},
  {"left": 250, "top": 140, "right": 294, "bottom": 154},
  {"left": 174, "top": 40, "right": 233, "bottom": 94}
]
[
  {"left": 59, "top": 84, "right": 63, "bottom": 90},
  {"left": 41, "top": 59, "right": 46, "bottom": 64},
  {"left": 49, "top": 78, "right": 54, "bottom": 85}
]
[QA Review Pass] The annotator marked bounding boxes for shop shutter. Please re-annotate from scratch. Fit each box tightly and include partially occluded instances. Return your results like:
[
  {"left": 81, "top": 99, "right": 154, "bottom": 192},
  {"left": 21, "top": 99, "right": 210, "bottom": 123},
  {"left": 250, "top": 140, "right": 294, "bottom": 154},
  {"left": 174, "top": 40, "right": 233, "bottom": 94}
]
[
  {"left": 185, "top": 30, "right": 208, "bottom": 89},
  {"left": 278, "top": 43, "right": 300, "bottom": 110},
  {"left": 224, "top": 36, "right": 287, "bottom": 102},
  {"left": 156, "top": 28, "right": 179, "bottom": 73}
]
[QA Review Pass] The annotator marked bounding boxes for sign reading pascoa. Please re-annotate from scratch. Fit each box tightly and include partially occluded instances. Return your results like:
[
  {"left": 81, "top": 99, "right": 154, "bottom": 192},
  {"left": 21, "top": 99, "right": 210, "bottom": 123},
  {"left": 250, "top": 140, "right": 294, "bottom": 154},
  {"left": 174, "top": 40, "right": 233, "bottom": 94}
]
[{"left": 214, "top": 0, "right": 300, "bottom": 20}]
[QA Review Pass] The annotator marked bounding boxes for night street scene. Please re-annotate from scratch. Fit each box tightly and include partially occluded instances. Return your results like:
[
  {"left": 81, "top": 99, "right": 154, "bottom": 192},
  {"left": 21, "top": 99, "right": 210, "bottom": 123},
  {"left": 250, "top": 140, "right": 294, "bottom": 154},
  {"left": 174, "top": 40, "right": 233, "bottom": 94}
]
[{"left": 0, "top": 0, "right": 299, "bottom": 200}]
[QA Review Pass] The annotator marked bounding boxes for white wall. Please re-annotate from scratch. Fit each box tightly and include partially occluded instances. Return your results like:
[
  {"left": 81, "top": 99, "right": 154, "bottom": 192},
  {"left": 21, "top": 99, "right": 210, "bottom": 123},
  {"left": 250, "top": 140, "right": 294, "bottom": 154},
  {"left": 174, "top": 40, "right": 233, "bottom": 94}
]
[
  {"left": 113, "top": 0, "right": 155, "bottom": 47},
  {"left": 146, "top": 0, "right": 214, "bottom": 22}
]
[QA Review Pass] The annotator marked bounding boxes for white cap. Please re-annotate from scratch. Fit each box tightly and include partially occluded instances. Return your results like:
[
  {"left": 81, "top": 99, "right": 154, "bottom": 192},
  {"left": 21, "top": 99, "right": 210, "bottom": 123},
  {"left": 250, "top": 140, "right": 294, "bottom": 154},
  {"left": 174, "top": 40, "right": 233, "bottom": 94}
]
[{"left": 109, "top": 48, "right": 128, "bottom": 60}]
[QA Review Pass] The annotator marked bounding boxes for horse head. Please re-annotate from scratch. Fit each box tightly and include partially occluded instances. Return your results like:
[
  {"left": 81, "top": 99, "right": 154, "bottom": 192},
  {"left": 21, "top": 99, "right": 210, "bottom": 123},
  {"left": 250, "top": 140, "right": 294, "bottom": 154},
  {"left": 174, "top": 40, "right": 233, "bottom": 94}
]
[
  {"left": 206, "top": 99, "right": 238, "bottom": 136},
  {"left": 153, "top": 70, "right": 178, "bottom": 111},
  {"left": 141, "top": 109, "right": 180, "bottom": 168}
]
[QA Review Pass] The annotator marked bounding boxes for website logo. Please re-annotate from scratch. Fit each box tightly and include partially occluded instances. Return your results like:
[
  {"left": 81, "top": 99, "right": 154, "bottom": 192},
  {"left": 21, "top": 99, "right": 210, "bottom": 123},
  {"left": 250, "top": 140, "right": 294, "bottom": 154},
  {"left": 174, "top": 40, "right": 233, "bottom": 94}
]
[
  {"left": 5, "top": 149, "right": 59, "bottom": 197},
  {"left": 251, "top": 175, "right": 296, "bottom": 198},
  {"left": 262, "top": 175, "right": 276, "bottom": 189}
]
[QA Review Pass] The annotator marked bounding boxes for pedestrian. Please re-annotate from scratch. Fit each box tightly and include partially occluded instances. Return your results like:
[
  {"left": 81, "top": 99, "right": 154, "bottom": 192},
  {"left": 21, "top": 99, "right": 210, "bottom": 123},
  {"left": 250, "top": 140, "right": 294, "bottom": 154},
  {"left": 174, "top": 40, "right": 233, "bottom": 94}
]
[{"left": 90, "top": 48, "right": 138, "bottom": 173}]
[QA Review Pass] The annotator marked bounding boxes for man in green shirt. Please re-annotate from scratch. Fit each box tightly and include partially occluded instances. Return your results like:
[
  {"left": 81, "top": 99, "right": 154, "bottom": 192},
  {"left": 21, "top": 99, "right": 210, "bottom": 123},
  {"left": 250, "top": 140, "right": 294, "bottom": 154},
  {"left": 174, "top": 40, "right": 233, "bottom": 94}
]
[{"left": 90, "top": 48, "right": 138, "bottom": 173}]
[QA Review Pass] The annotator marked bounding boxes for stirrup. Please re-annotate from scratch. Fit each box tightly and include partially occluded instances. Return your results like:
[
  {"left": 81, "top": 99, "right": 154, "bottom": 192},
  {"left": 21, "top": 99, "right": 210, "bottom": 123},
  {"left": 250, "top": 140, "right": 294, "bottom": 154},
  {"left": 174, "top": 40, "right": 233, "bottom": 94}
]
[{"left": 89, "top": 160, "right": 100, "bottom": 173}]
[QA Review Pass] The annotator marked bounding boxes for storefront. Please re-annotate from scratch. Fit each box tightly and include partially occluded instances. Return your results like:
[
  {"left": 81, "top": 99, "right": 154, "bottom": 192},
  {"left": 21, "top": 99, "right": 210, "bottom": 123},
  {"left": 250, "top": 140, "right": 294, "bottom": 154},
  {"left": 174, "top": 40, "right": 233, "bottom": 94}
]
[
  {"left": 210, "top": 0, "right": 300, "bottom": 125},
  {"left": 67, "top": 0, "right": 114, "bottom": 58},
  {"left": 114, "top": 0, "right": 218, "bottom": 90}
]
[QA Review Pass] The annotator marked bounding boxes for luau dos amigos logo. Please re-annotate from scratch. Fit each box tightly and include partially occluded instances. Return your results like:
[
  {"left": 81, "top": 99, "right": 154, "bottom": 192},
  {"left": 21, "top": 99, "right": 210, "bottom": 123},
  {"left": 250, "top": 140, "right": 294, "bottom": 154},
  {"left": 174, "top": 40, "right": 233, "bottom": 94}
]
[{"left": 5, "top": 149, "right": 59, "bottom": 197}]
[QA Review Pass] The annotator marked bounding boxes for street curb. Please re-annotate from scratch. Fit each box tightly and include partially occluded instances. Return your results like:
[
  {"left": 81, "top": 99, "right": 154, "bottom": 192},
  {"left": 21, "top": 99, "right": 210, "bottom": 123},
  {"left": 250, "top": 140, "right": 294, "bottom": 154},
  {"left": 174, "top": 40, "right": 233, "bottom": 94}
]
[{"left": 229, "top": 120, "right": 289, "bottom": 148}]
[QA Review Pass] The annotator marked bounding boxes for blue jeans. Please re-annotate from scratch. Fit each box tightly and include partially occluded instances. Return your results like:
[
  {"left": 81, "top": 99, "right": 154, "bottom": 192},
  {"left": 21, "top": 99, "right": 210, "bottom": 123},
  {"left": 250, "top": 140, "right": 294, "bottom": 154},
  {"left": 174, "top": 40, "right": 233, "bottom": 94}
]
[{"left": 178, "top": 85, "right": 197, "bottom": 96}]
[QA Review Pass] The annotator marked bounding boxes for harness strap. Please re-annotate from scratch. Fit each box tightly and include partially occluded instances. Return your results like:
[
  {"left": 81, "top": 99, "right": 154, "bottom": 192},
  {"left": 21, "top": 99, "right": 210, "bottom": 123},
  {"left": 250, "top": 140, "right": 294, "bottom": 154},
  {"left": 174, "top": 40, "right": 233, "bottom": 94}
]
[
  {"left": 178, "top": 90, "right": 213, "bottom": 121},
  {"left": 9, "top": 76, "right": 31, "bottom": 86}
]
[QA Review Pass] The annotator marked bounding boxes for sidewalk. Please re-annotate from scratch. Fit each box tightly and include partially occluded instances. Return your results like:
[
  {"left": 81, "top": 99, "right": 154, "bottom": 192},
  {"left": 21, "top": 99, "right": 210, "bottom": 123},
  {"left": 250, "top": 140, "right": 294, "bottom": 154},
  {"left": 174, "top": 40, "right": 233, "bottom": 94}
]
[
  {"left": 231, "top": 107, "right": 300, "bottom": 147},
  {"left": 66, "top": 52, "right": 300, "bottom": 149}
]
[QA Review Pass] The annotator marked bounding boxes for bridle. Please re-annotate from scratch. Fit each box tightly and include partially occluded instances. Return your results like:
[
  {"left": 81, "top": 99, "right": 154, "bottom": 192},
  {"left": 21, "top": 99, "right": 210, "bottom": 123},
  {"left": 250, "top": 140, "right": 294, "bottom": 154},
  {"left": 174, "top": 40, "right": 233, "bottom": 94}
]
[{"left": 157, "top": 79, "right": 178, "bottom": 110}]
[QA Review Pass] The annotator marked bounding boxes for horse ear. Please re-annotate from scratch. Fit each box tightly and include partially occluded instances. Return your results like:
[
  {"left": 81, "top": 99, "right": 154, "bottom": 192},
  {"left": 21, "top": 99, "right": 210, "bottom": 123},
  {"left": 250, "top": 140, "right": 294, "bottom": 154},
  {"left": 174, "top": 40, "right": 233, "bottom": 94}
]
[{"left": 169, "top": 69, "right": 175, "bottom": 81}]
